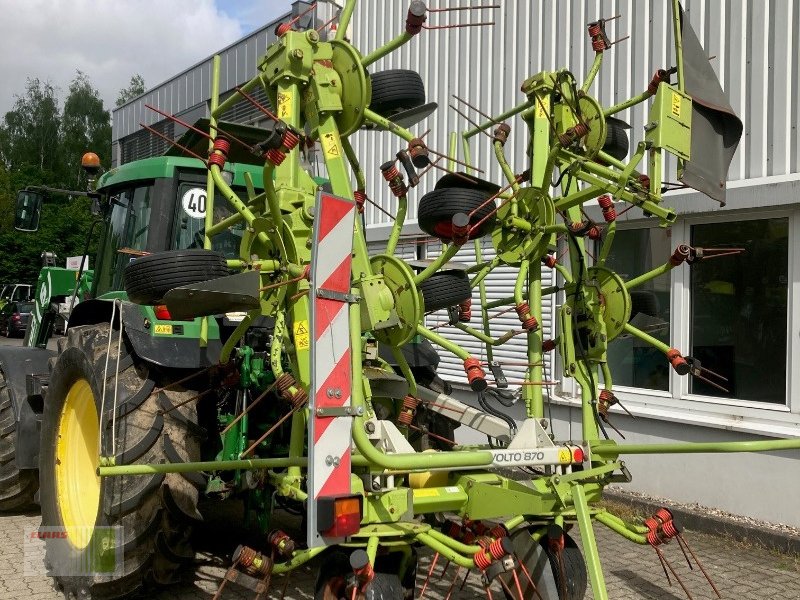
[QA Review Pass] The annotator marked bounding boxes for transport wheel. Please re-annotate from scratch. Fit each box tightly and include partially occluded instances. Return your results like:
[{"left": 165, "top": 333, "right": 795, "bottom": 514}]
[
  {"left": 603, "top": 117, "right": 629, "bottom": 160},
  {"left": 369, "top": 69, "right": 426, "bottom": 117},
  {"left": 0, "top": 369, "right": 38, "bottom": 511},
  {"left": 500, "top": 527, "right": 587, "bottom": 600},
  {"left": 123, "top": 249, "right": 229, "bottom": 305},
  {"left": 417, "top": 187, "right": 497, "bottom": 242},
  {"left": 418, "top": 269, "right": 471, "bottom": 313},
  {"left": 39, "top": 323, "right": 205, "bottom": 598},
  {"left": 315, "top": 551, "right": 406, "bottom": 600}
]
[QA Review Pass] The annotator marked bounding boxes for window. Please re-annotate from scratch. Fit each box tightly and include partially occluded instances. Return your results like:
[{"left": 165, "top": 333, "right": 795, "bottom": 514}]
[
  {"left": 173, "top": 183, "right": 245, "bottom": 258},
  {"left": 689, "top": 218, "right": 788, "bottom": 404},
  {"left": 604, "top": 227, "right": 672, "bottom": 391}
]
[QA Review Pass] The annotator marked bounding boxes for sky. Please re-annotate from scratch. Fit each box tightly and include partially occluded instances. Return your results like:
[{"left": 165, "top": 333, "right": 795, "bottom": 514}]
[{"left": 0, "top": 0, "right": 293, "bottom": 116}]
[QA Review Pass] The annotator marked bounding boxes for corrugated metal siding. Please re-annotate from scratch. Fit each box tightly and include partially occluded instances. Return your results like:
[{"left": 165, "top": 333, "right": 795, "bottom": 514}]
[
  {"left": 423, "top": 238, "right": 555, "bottom": 388},
  {"left": 111, "top": 10, "right": 291, "bottom": 143},
  {"left": 350, "top": 0, "right": 800, "bottom": 229}
]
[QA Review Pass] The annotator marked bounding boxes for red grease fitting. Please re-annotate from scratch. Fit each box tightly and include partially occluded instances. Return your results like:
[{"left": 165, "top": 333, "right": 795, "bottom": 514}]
[
  {"left": 598, "top": 194, "right": 616, "bottom": 222},
  {"left": 515, "top": 302, "right": 538, "bottom": 331}
]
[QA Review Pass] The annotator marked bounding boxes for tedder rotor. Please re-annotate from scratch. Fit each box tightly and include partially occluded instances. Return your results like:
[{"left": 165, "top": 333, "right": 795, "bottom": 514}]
[{"left": 32, "top": 2, "right": 800, "bottom": 599}]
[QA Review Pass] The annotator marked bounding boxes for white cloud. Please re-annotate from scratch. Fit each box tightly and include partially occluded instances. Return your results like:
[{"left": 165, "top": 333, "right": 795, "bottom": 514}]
[{"left": 0, "top": 0, "right": 246, "bottom": 116}]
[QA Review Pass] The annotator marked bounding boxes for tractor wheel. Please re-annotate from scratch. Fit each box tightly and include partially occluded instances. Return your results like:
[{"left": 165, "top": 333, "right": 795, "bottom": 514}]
[
  {"left": 500, "top": 528, "right": 587, "bottom": 600},
  {"left": 369, "top": 69, "right": 426, "bottom": 117},
  {"left": 315, "top": 551, "right": 406, "bottom": 600},
  {"left": 419, "top": 270, "right": 471, "bottom": 313},
  {"left": 0, "top": 369, "right": 38, "bottom": 511},
  {"left": 418, "top": 188, "right": 497, "bottom": 243},
  {"left": 39, "top": 323, "right": 205, "bottom": 599},
  {"left": 123, "top": 249, "right": 228, "bottom": 305}
]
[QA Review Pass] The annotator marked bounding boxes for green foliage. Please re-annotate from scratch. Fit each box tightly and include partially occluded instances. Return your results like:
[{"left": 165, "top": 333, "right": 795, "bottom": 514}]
[
  {"left": 116, "top": 74, "right": 146, "bottom": 107},
  {"left": 0, "top": 71, "right": 130, "bottom": 284}
]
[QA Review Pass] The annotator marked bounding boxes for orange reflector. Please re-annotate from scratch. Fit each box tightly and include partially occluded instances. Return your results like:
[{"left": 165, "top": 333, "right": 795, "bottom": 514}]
[
  {"left": 154, "top": 305, "right": 172, "bottom": 320},
  {"left": 572, "top": 447, "right": 585, "bottom": 463},
  {"left": 317, "top": 495, "right": 363, "bottom": 537}
]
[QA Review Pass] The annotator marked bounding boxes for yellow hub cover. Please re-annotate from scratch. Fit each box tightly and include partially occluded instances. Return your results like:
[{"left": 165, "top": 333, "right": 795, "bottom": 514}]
[{"left": 55, "top": 378, "right": 101, "bottom": 550}]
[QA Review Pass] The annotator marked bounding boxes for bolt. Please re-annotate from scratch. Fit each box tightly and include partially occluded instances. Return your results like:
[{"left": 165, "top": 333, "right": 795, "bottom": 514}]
[
  {"left": 345, "top": 407, "right": 353, "bottom": 415},
  {"left": 325, "top": 455, "right": 334, "bottom": 466},
  {"left": 569, "top": 363, "right": 576, "bottom": 373},
  {"left": 316, "top": 408, "right": 324, "bottom": 416},
  {"left": 143, "top": 318, "right": 151, "bottom": 329},
  {"left": 327, "top": 388, "right": 334, "bottom": 398},
  {"left": 334, "top": 389, "right": 342, "bottom": 398},
  {"left": 364, "top": 421, "right": 375, "bottom": 434},
  {"left": 332, "top": 457, "right": 340, "bottom": 467},
  {"left": 356, "top": 406, "right": 364, "bottom": 416},
  {"left": 389, "top": 507, "right": 395, "bottom": 514},
  {"left": 292, "top": 49, "right": 304, "bottom": 59}
]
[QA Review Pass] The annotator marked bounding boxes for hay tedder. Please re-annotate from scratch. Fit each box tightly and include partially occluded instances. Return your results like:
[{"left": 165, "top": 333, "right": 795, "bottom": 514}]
[{"left": 17, "top": 1, "right": 800, "bottom": 599}]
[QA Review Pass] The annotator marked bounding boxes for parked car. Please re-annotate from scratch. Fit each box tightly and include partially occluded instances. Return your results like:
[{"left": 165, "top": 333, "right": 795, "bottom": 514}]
[{"left": 0, "top": 301, "right": 34, "bottom": 337}]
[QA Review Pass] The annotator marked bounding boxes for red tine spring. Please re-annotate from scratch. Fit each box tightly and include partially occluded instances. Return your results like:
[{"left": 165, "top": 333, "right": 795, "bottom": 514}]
[
  {"left": 473, "top": 550, "right": 492, "bottom": 571},
  {"left": 470, "top": 521, "right": 487, "bottom": 536},
  {"left": 542, "top": 339, "right": 556, "bottom": 353},
  {"left": 573, "top": 122, "right": 589, "bottom": 137},
  {"left": 592, "top": 36, "right": 607, "bottom": 52},
  {"left": 354, "top": 190, "right": 366, "bottom": 214},
  {"left": 268, "top": 530, "right": 296, "bottom": 557},
  {"left": 587, "top": 22, "right": 603, "bottom": 37},
  {"left": 587, "top": 225, "right": 602, "bottom": 240},
  {"left": 598, "top": 194, "right": 616, "bottom": 222},
  {"left": 281, "top": 129, "right": 300, "bottom": 151},
  {"left": 542, "top": 254, "right": 557, "bottom": 269},
  {"left": 515, "top": 302, "right": 538, "bottom": 331},
  {"left": 276, "top": 22, "right": 293, "bottom": 36},
  {"left": 490, "top": 525, "right": 507, "bottom": 539},
  {"left": 661, "top": 520, "right": 679, "bottom": 539},
  {"left": 208, "top": 137, "right": 231, "bottom": 168},
  {"left": 655, "top": 508, "right": 674, "bottom": 524},
  {"left": 644, "top": 517, "right": 663, "bottom": 546},
  {"left": 382, "top": 163, "right": 401, "bottom": 181},
  {"left": 397, "top": 395, "right": 420, "bottom": 426},
  {"left": 638, "top": 174, "right": 651, "bottom": 189},
  {"left": 445, "top": 521, "right": 463, "bottom": 539},
  {"left": 598, "top": 389, "right": 614, "bottom": 403},
  {"left": 265, "top": 148, "right": 287, "bottom": 166},
  {"left": 670, "top": 244, "right": 691, "bottom": 266},
  {"left": 488, "top": 538, "right": 507, "bottom": 560},
  {"left": 458, "top": 298, "right": 472, "bottom": 323},
  {"left": 463, "top": 357, "right": 486, "bottom": 387}
]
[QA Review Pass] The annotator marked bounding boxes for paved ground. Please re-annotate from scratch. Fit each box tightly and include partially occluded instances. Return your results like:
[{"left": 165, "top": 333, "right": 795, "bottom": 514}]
[{"left": 1, "top": 504, "right": 798, "bottom": 599}]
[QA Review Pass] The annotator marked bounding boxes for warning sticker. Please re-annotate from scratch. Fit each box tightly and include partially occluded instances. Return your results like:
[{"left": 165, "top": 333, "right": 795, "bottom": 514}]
[
  {"left": 154, "top": 324, "right": 173, "bottom": 335},
  {"left": 558, "top": 448, "right": 572, "bottom": 464},
  {"left": 277, "top": 91, "right": 292, "bottom": 120},
  {"left": 294, "top": 320, "right": 310, "bottom": 351},
  {"left": 671, "top": 91, "right": 682, "bottom": 118},
  {"left": 536, "top": 95, "right": 550, "bottom": 119},
  {"left": 320, "top": 131, "right": 341, "bottom": 159}
]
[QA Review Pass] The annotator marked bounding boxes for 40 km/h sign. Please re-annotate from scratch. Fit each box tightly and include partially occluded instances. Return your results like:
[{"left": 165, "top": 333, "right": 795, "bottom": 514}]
[{"left": 182, "top": 187, "right": 207, "bottom": 219}]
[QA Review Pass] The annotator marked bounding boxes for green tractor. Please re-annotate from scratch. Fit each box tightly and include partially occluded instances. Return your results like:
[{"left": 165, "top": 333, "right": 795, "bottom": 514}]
[
  {"left": 9, "top": 1, "right": 800, "bottom": 599},
  {"left": 0, "top": 149, "right": 271, "bottom": 514}
]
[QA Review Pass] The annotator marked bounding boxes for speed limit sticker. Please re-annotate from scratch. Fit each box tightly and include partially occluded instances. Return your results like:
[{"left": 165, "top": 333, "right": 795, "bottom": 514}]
[{"left": 182, "top": 187, "right": 207, "bottom": 219}]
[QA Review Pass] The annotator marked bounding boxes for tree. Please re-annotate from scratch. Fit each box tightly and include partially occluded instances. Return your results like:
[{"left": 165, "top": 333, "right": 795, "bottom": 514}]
[
  {"left": 116, "top": 74, "right": 146, "bottom": 107},
  {"left": 0, "top": 79, "right": 61, "bottom": 175},
  {"left": 61, "top": 71, "right": 111, "bottom": 186}
]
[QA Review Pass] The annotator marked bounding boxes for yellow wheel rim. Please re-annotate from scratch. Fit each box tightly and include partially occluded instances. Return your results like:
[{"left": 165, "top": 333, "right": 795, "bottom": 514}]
[{"left": 55, "top": 378, "right": 101, "bottom": 550}]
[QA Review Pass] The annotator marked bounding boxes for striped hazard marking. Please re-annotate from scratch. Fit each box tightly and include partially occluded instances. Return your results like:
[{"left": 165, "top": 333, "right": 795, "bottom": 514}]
[{"left": 308, "top": 191, "right": 357, "bottom": 547}]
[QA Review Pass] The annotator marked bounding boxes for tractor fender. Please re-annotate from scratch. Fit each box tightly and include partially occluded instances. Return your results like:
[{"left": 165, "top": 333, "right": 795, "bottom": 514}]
[
  {"left": 0, "top": 346, "right": 56, "bottom": 469},
  {"left": 69, "top": 298, "right": 222, "bottom": 369}
]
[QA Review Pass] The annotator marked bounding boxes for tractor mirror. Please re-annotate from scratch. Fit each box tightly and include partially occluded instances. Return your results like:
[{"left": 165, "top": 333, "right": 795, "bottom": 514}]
[{"left": 14, "top": 189, "right": 45, "bottom": 232}]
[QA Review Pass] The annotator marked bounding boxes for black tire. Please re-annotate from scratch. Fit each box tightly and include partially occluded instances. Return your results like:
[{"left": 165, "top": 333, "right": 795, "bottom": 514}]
[
  {"left": 542, "top": 533, "right": 588, "bottom": 600},
  {"left": 0, "top": 370, "right": 38, "bottom": 511},
  {"left": 123, "top": 249, "right": 228, "bottom": 305},
  {"left": 501, "top": 528, "right": 587, "bottom": 600},
  {"left": 369, "top": 69, "right": 426, "bottom": 117},
  {"left": 315, "top": 551, "right": 405, "bottom": 600},
  {"left": 418, "top": 187, "right": 497, "bottom": 242},
  {"left": 419, "top": 269, "right": 471, "bottom": 313},
  {"left": 603, "top": 117, "right": 629, "bottom": 160},
  {"left": 40, "top": 323, "right": 206, "bottom": 599}
]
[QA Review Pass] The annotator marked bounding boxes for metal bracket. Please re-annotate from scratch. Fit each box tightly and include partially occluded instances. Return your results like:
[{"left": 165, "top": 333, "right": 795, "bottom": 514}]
[
  {"left": 315, "top": 405, "right": 364, "bottom": 417},
  {"left": 315, "top": 288, "right": 360, "bottom": 303}
]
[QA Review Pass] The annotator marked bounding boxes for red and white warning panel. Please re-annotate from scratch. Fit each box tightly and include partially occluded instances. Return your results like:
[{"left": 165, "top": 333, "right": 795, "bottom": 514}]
[{"left": 307, "top": 191, "right": 361, "bottom": 548}]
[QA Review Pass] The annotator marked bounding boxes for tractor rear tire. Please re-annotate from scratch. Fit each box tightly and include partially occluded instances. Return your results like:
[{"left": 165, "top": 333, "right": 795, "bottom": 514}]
[
  {"left": 39, "top": 323, "right": 205, "bottom": 599},
  {"left": 123, "top": 249, "right": 228, "bottom": 305},
  {"left": 0, "top": 370, "right": 38, "bottom": 511},
  {"left": 418, "top": 188, "right": 497, "bottom": 243},
  {"left": 419, "top": 270, "right": 471, "bottom": 313},
  {"left": 369, "top": 69, "right": 426, "bottom": 117}
]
